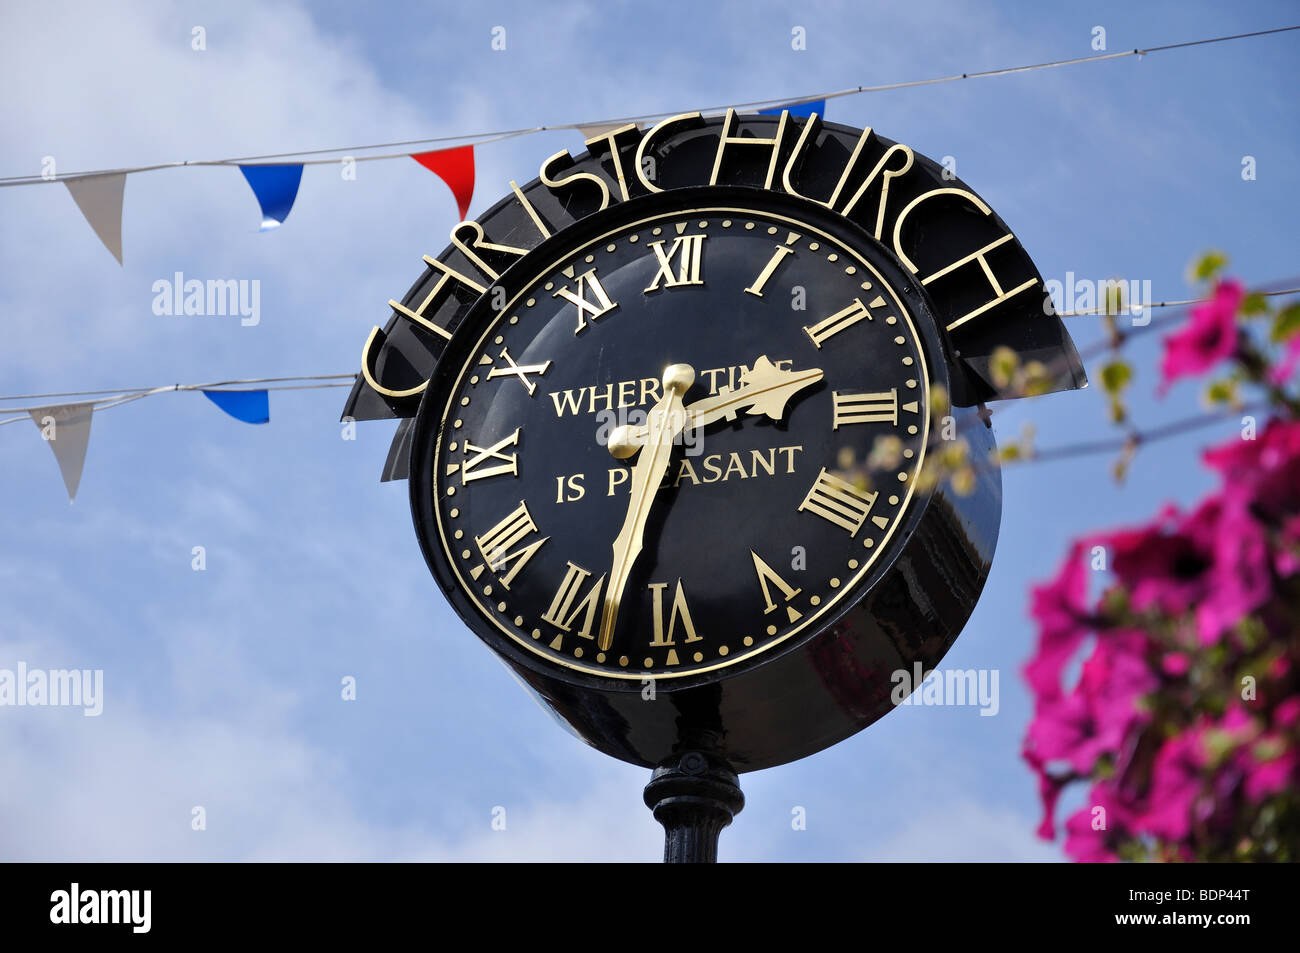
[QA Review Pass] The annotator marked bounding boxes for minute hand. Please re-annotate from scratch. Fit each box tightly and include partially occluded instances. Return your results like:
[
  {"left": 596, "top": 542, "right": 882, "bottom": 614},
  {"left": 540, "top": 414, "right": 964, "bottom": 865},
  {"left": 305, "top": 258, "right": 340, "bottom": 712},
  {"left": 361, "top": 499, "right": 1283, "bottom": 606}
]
[
  {"left": 609, "top": 356, "right": 823, "bottom": 459},
  {"left": 687, "top": 362, "right": 824, "bottom": 429}
]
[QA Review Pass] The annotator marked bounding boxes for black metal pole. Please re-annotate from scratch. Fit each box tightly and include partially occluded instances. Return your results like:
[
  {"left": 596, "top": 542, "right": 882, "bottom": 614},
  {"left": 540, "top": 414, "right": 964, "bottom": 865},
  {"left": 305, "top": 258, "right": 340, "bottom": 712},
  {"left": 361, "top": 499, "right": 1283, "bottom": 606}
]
[{"left": 643, "top": 750, "right": 744, "bottom": 863}]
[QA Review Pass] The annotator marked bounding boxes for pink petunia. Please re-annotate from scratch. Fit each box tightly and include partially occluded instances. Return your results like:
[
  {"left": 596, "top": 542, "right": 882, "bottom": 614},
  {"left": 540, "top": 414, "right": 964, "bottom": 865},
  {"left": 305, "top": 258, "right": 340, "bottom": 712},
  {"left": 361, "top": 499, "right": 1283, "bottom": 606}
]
[
  {"left": 1243, "top": 743, "right": 1298, "bottom": 801},
  {"left": 1107, "top": 503, "right": 1217, "bottom": 616},
  {"left": 1270, "top": 334, "right": 1300, "bottom": 386},
  {"left": 1023, "top": 542, "right": 1093, "bottom": 703},
  {"left": 1158, "top": 280, "right": 1245, "bottom": 393},
  {"left": 1062, "top": 781, "right": 1128, "bottom": 863},
  {"left": 1136, "top": 731, "right": 1206, "bottom": 841},
  {"left": 1204, "top": 417, "right": 1300, "bottom": 520},
  {"left": 1197, "top": 498, "right": 1272, "bottom": 643}
]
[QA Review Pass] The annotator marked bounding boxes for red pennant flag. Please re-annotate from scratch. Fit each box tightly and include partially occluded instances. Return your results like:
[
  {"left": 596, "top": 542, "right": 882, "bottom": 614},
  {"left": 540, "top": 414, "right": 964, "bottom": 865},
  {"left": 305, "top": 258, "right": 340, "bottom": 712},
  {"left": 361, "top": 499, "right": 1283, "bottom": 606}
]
[{"left": 411, "top": 145, "right": 475, "bottom": 220}]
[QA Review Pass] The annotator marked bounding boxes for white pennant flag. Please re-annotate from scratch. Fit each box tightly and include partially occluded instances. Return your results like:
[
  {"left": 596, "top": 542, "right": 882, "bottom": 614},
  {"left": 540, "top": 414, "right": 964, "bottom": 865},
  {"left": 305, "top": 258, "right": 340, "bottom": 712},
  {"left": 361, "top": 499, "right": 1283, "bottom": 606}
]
[
  {"left": 64, "top": 173, "right": 126, "bottom": 265},
  {"left": 578, "top": 122, "right": 640, "bottom": 142},
  {"left": 30, "top": 403, "right": 95, "bottom": 501}
]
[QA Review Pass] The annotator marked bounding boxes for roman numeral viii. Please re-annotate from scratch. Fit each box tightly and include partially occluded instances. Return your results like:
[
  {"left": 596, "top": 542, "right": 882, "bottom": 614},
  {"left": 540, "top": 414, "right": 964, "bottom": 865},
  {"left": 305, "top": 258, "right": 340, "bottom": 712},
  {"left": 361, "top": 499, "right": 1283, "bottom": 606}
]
[{"left": 473, "top": 501, "right": 548, "bottom": 589}]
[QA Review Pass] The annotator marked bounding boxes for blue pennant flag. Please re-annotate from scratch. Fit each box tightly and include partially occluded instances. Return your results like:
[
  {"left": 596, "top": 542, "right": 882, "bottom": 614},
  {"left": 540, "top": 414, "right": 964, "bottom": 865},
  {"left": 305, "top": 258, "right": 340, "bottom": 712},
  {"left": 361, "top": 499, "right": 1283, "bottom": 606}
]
[
  {"left": 759, "top": 99, "right": 826, "bottom": 119},
  {"left": 239, "top": 164, "right": 303, "bottom": 231},
  {"left": 202, "top": 389, "right": 269, "bottom": 424}
]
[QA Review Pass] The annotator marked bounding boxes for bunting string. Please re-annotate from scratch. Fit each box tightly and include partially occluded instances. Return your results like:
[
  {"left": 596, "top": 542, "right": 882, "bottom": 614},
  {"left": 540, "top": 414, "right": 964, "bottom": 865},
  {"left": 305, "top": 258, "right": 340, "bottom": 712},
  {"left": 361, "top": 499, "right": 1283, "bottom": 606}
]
[
  {"left": 3, "top": 274, "right": 1295, "bottom": 501},
  {"left": 0, "top": 375, "right": 356, "bottom": 427},
  {"left": 0, "top": 23, "right": 1294, "bottom": 261},
  {"left": 0, "top": 24, "right": 1294, "bottom": 188}
]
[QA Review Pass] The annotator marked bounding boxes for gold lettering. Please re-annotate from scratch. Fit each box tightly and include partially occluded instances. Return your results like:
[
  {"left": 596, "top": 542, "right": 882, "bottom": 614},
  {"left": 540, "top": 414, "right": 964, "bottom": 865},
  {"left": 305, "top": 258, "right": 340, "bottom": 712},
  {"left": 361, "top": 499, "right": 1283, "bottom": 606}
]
[
  {"left": 582, "top": 124, "right": 640, "bottom": 203},
  {"left": 540, "top": 149, "right": 610, "bottom": 210},
  {"left": 541, "top": 562, "right": 605, "bottom": 638},
  {"left": 804, "top": 297, "right": 871, "bottom": 348},
  {"left": 709, "top": 108, "right": 789, "bottom": 189},
  {"left": 722, "top": 452, "right": 747, "bottom": 481},
  {"left": 549, "top": 388, "right": 585, "bottom": 417},
  {"left": 673, "top": 458, "right": 701, "bottom": 487},
  {"left": 750, "top": 448, "right": 775, "bottom": 477},
  {"left": 449, "top": 220, "right": 528, "bottom": 282},
  {"left": 649, "top": 580, "right": 703, "bottom": 648},
  {"left": 798, "top": 468, "right": 878, "bottom": 536},
  {"left": 833, "top": 389, "right": 898, "bottom": 428},
  {"left": 607, "top": 467, "right": 629, "bottom": 496},
  {"left": 635, "top": 112, "right": 705, "bottom": 194},
  {"left": 553, "top": 269, "right": 618, "bottom": 334},
  {"left": 362, "top": 255, "right": 486, "bottom": 399},
  {"left": 509, "top": 179, "right": 551, "bottom": 239},
  {"left": 751, "top": 551, "right": 803, "bottom": 622},
  {"left": 475, "top": 501, "right": 547, "bottom": 589},
  {"left": 645, "top": 235, "right": 706, "bottom": 292}
]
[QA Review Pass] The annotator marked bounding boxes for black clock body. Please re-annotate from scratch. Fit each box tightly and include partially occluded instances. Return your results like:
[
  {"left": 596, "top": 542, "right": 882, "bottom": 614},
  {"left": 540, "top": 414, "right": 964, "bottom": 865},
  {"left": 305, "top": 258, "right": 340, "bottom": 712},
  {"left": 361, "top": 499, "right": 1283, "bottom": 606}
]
[{"left": 407, "top": 185, "right": 1001, "bottom": 772}]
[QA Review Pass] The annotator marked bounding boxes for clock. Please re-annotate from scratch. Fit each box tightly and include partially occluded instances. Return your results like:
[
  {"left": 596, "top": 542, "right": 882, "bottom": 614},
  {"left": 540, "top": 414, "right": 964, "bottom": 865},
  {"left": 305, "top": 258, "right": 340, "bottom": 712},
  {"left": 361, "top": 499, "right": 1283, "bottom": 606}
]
[
  {"left": 408, "top": 185, "right": 999, "bottom": 770},
  {"left": 345, "top": 111, "right": 1085, "bottom": 774}
]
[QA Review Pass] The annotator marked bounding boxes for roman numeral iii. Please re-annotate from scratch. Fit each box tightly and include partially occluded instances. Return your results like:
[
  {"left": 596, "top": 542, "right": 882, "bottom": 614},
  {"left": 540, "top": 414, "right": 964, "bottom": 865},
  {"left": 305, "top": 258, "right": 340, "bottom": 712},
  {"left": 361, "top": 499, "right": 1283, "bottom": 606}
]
[
  {"left": 832, "top": 389, "right": 898, "bottom": 428},
  {"left": 798, "top": 468, "right": 878, "bottom": 536}
]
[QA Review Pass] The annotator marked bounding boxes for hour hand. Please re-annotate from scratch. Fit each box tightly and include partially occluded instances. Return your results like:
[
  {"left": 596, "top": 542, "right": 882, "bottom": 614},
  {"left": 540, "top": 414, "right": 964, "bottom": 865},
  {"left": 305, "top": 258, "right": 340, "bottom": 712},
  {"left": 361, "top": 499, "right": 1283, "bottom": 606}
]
[{"left": 608, "top": 355, "right": 822, "bottom": 458}]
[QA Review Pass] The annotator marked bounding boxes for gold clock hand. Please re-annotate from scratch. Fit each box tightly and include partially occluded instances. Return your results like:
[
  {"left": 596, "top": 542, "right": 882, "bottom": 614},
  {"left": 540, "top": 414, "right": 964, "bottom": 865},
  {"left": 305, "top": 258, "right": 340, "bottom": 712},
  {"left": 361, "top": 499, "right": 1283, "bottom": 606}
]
[
  {"left": 608, "top": 355, "right": 823, "bottom": 459},
  {"left": 597, "top": 363, "right": 693, "bottom": 653}
]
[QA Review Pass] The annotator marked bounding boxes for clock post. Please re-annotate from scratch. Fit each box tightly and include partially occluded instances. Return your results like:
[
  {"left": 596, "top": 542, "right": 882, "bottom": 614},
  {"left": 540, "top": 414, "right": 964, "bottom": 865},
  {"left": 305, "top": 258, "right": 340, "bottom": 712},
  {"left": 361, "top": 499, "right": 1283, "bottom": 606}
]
[{"left": 643, "top": 752, "right": 744, "bottom": 863}]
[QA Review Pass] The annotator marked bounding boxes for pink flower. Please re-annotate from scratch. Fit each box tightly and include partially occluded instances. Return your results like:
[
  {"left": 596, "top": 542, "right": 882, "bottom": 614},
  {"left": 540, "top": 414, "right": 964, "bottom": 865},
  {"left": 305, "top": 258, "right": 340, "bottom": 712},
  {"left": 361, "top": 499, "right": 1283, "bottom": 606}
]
[
  {"left": 1158, "top": 279, "right": 1245, "bottom": 393},
  {"left": 1137, "top": 731, "right": 1206, "bottom": 841},
  {"left": 1271, "top": 334, "right": 1300, "bottom": 386},
  {"left": 1025, "top": 631, "right": 1155, "bottom": 836},
  {"left": 1162, "top": 652, "right": 1190, "bottom": 676},
  {"left": 1243, "top": 742, "right": 1298, "bottom": 801},
  {"left": 1106, "top": 504, "right": 1216, "bottom": 616},
  {"left": 1204, "top": 417, "right": 1300, "bottom": 520},
  {"left": 1274, "top": 698, "right": 1300, "bottom": 729},
  {"left": 1023, "top": 542, "right": 1092, "bottom": 703},
  {"left": 1063, "top": 781, "right": 1127, "bottom": 863},
  {"left": 1197, "top": 498, "right": 1272, "bottom": 643}
]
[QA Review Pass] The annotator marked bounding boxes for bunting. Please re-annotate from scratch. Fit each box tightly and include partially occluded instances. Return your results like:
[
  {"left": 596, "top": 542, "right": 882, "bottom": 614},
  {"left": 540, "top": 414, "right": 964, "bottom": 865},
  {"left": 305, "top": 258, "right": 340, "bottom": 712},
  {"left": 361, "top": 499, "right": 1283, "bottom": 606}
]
[
  {"left": 29, "top": 403, "right": 94, "bottom": 501},
  {"left": 411, "top": 145, "right": 475, "bottom": 220},
  {"left": 201, "top": 389, "right": 269, "bottom": 424},
  {"left": 577, "top": 122, "right": 640, "bottom": 141},
  {"left": 63, "top": 174, "right": 126, "bottom": 265},
  {"left": 759, "top": 99, "right": 826, "bottom": 119},
  {"left": 239, "top": 164, "right": 303, "bottom": 231}
]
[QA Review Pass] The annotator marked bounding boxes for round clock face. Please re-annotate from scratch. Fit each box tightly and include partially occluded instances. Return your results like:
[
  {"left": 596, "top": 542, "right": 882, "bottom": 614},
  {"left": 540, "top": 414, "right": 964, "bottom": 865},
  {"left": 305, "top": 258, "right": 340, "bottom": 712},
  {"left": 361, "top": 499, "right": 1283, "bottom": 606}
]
[{"left": 412, "top": 194, "right": 936, "bottom": 682}]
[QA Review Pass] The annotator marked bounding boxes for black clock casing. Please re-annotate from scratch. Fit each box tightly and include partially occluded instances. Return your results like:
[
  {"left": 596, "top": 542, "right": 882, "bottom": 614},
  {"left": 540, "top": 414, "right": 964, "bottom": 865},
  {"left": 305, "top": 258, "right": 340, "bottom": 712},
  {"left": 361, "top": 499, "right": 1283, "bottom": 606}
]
[{"left": 408, "top": 186, "right": 1000, "bottom": 771}]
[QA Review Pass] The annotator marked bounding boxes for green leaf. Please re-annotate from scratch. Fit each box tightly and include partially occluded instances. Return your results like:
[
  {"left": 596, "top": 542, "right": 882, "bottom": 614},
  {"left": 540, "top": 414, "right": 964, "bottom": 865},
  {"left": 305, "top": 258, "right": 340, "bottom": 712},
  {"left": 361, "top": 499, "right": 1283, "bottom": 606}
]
[
  {"left": 1204, "top": 378, "right": 1238, "bottom": 406},
  {"left": 1099, "top": 359, "right": 1132, "bottom": 395},
  {"left": 1190, "top": 250, "right": 1229, "bottom": 283},
  {"left": 1241, "top": 292, "right": 1269, "bottom": 317},
  {"left": 1020, "top": 361, "right": 1053, "bottom": 397},
  {"left": 989, "top": 346, "right": 1020, "bottom": 390},
  {"left": 1270, "top": 302, "right": 1300, "bottom": 343}
]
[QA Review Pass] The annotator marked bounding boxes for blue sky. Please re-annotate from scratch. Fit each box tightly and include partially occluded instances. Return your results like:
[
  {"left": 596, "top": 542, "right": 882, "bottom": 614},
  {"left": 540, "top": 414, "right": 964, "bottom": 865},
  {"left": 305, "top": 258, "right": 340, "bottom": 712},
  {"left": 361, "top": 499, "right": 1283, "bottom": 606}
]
[{"left": 0, "top": 0, "right": 1296, "bottom": 860}]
